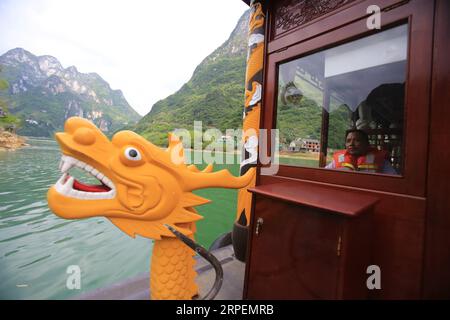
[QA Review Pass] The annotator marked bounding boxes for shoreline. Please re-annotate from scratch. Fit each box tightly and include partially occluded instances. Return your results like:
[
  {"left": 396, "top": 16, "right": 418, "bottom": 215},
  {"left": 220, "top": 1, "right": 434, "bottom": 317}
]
[
  {"left": 0, "top": 131, "right": 29, "bottom": 151},
  {"left": 1, "top": 135, "right": 328, "bottom": 162}
]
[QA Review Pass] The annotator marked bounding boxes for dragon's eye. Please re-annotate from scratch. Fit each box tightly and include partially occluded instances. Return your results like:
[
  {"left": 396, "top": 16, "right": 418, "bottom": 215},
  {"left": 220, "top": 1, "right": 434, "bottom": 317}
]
[{"left": 124, "top": 147, "right": 141, "bottom": 161}]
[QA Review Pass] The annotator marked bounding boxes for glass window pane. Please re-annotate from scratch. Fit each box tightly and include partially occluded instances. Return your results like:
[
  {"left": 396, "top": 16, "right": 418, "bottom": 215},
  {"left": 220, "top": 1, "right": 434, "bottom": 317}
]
[{"left": 276, "top": 24, "right": 407, "bottom": 175}]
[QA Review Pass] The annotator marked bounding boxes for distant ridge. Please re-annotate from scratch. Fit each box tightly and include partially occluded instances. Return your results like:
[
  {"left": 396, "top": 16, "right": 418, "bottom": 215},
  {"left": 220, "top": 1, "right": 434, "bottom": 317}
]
[
  {"left": 0, "top": 48, "right": 141, "bottom": 137},
  {"left": 133, "top": 10, "right": 250, "bottom": 146}
]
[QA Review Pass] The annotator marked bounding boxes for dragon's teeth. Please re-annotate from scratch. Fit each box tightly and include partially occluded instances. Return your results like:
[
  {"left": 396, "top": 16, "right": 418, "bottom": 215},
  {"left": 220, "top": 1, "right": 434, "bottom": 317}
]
[
  {"left": 61, "top": 155, "right": 70, "bottom": 163},
  {"left": 70, "top": 189, "right": 87, "bottom": 199},
  {"left": 76, "top": 161, "right": 86, "bottom": 169},
  {"left": 57, "top": 173, "right": 67, "bottom": 185},
  {"left": 102, "top": 177, "right": 112, "bottom": 187},
  {"left": 55, "top": 173, "right": 66, "bottom": 193},
  {"left": 55, "top": 155, "right": 116, "bottom": 200},
  {"left": 94, "top": 193, "right": 106, "bottom": 200},
  {"left": 82, "top": 192, "right": 98, "bottom": 200},
  {"left": 66, "top": 176, "right": 74, "bottom": 187},
  {"left": 61, "top": 160, "right": 73, "bottom": 173},
  {"left": 61, "top": 177, "right": 74, "bottom": 194}
]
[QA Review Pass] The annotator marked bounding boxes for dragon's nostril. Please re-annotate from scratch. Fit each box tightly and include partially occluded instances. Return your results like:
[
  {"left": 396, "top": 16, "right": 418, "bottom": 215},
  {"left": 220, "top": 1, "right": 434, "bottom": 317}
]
[{"left": 73, "top": 127, "right": 96, "bottom": 145}]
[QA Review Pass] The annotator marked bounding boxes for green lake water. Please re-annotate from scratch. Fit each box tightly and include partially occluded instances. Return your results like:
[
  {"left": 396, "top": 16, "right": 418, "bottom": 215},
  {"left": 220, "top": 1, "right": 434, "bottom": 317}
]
[{"left": 0, "top": 138, "right": 241, "bottom": 299}]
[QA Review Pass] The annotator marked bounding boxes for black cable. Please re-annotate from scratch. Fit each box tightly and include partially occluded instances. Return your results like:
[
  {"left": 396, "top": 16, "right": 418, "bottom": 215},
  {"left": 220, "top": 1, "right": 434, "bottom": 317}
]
[{"left": 163, "top": 224, "right": 223, "bottom": 300}]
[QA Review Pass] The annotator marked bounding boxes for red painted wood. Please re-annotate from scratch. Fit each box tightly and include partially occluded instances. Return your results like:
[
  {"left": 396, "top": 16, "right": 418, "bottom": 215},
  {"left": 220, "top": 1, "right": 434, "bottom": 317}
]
[
  {"left": 258, "top": 172, "right": 427, "bottom": 298},
  {"left": 256, "top": 174, "right": 427, "bottom": 298},
  {"left": 245, "top": 194, "right": 372, "bottom": 299},
  {"left": 245, "top": 0, "right": 438, "bottom": 300},
  {"left": 268, "top": 0, "right": 407, "bottom": 52},
  {"left": 423, "top": 0, "right": 450, "bottom": 299},
  {"left": 249, "top": 181, "right": 378, "bottom": 217}
]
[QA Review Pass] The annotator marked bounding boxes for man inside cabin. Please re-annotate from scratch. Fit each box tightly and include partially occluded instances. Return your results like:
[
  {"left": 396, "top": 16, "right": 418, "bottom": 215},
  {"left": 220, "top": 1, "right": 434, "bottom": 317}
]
[{"left": 325, "top": 129, "right": 397, "bottom": 174}]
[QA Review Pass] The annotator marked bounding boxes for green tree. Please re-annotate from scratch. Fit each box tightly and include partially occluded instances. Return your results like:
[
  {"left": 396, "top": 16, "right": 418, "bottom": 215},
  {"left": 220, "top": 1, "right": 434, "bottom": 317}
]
[
  {"left": 0, "top": 66, "right": 9, "bottom": 109},
  {"left": 0, "top": 66, "right": 21, "bottom": 128}
]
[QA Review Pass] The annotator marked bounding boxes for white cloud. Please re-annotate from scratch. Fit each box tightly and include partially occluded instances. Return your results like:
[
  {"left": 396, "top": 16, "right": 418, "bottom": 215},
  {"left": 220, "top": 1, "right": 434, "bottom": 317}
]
[{"left": 0, "top": 0, "right": 248, "bottom": 116}]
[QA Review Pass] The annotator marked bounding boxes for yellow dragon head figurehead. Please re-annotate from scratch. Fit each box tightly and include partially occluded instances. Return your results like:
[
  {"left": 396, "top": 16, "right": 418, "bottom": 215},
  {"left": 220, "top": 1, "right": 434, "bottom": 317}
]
[{"left": 47, "top": 117, "right": 254, "bottom": 240}]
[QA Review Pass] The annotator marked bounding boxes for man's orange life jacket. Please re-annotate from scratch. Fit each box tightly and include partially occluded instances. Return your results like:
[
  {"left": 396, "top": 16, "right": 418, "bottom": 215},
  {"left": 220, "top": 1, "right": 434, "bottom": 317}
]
[{"left": 333, "top": 147, "right": 387, "bottom": 173}]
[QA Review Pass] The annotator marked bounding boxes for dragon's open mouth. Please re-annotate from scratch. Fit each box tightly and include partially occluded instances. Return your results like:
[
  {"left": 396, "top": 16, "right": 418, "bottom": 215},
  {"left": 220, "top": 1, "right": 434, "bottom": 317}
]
[{"left": 54, "top": 155, "right": 116, "bottom": 200}]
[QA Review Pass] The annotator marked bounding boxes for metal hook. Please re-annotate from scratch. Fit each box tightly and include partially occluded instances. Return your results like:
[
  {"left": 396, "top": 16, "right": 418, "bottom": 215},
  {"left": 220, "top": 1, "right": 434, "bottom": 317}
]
[{"left": 164, "top": 224, "right": 223, "bottom": 300}]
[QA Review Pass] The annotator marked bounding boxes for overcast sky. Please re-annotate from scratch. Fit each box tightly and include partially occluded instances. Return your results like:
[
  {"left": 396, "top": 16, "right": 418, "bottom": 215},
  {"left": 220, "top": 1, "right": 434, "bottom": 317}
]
[{"left": 0, "top": 0, "right": 249, "bottom": 116}]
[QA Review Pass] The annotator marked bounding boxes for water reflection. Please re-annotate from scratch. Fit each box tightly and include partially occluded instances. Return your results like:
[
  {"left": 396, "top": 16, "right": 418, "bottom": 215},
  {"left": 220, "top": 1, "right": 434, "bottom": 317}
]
[{"left": 0, "top": 138, "right": 151, "bottom": 299}]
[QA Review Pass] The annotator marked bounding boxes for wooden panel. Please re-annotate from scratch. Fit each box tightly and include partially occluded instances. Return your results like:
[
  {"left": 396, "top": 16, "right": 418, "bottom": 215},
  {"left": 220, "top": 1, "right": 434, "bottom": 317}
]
[
  {"left": 249, "top": 0, "right": 436, "bottom": 300},
  {"left": 423, "top": 0, "right": 450, "bottom": 299},
  {"left": 424, "top": 226, "right": 450, "bottom": 298},
  {"left": 268, "top": 0, "right": 408, "bottom": 53},
  {"left": 338, "top": 211, "right": 372, "bottom": 299},
  {"left": 270, "top": 0, "right": 358, "bottom": 40},
  {"left": 249, "top": 180, "right": 378, "bottom": 217},
  {"left": 245, "top": 190, "right": 374, "bottom": 299},
  {"left": 370, "top": 213, "right": 425, "bottom": 299},
  {"left": 245, "top": 196, "right": 342, "bottom": 299},
  {"left": 257, "top": 175, "right": 426, "bottom": 298}
]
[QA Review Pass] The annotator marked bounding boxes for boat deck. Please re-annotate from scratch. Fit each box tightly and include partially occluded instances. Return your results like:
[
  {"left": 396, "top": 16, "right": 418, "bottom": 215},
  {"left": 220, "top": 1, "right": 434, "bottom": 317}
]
[{"left": 74, "top": 245, "right": 245, "bottom": 300}]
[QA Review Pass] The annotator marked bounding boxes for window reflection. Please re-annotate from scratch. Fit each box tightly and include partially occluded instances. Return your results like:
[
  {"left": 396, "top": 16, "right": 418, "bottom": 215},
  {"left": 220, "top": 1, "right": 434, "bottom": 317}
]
[{"left": 276, "top": 24, "right": 407, "bottom": 175}]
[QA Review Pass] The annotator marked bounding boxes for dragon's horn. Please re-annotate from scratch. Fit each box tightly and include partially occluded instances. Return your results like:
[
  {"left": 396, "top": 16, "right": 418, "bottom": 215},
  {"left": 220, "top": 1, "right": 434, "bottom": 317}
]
[
  {"left": 185, "top": 167, "right": 255, "bottom": 191},
  {"left": 202, "top": 164, "right": 214, "bottom": 173},
  {"left": 187, "top": 163, "right": 214, "bottom": 173},
  {"left": 187, "top": 164, "right": 200, "bottom": 172}
]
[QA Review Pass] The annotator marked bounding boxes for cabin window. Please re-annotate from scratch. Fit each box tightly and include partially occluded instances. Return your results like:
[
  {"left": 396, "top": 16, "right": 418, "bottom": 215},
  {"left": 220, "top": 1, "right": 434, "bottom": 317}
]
[{"left": 275, "top": 24, "right": 407, "bottom": 175}]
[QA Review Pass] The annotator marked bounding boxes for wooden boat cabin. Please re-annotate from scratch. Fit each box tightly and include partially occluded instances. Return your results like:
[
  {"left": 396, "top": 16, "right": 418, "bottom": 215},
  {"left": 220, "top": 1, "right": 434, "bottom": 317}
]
[{"left": 241, "top": 0, "right": 450, "bottom": 299}]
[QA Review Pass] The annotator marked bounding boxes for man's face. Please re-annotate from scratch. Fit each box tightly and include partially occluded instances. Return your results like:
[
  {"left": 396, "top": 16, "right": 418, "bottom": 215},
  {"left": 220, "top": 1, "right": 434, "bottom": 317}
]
[{"left": 345, "top": 132, "right": 368, "bottom": 157}]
